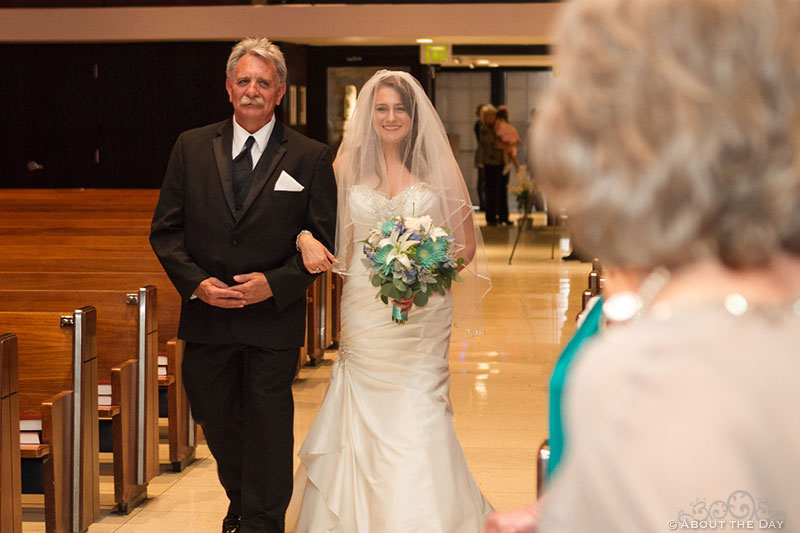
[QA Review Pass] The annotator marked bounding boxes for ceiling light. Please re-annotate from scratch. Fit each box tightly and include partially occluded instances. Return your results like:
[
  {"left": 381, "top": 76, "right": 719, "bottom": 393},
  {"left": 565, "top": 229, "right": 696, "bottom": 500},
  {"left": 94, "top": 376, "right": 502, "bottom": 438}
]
[{"left": 416, "top": 38, "right": 433, "bottom": 44}]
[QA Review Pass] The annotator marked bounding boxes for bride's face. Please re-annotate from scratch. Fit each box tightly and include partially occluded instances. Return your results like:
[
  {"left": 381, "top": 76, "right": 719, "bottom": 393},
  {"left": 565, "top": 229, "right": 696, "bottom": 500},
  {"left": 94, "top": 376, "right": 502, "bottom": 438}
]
[{"left": 372, "top": 86, "right": 412, "bottom": 146}]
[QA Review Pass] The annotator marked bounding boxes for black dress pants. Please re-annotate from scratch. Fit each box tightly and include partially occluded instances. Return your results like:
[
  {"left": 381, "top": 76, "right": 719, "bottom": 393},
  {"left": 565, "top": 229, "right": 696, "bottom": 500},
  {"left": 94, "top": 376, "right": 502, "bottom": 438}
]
[
  {"left": 182, "top": 341, "right": 299, "bottom": 533},
  {"left": 476, "top": 166, "right": 486, "bottom": 212},
  {"left": 484, "top": 163, "right": 509, "bottom": 224}
]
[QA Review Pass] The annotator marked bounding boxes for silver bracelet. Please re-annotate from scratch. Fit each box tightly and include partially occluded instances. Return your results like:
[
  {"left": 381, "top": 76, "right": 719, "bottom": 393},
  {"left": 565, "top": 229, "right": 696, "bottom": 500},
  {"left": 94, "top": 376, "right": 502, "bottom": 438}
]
[{"left": 295, "top": 229, "right": 312, "bottom": 251}]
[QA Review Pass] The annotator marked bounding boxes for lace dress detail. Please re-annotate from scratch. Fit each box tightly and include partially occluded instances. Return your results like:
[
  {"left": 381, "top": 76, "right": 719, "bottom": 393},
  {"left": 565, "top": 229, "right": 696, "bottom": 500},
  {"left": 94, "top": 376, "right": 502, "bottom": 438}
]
[{"left": 349, "top": 183, "right": 437, "bottom": 224}]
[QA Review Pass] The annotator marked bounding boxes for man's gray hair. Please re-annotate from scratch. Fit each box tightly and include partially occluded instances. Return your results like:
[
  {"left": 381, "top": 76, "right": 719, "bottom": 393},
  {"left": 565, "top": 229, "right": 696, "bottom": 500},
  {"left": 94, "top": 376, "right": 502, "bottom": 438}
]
[{"left": 226, "top": 38, "right": 287, "bottom": 85}]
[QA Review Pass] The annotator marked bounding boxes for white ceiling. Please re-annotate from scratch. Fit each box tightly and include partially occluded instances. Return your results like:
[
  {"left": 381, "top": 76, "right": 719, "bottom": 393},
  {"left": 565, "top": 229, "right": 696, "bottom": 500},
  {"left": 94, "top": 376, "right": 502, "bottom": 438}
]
[{"left": 0, "top": 3, "right": 559, "bottom": 66}]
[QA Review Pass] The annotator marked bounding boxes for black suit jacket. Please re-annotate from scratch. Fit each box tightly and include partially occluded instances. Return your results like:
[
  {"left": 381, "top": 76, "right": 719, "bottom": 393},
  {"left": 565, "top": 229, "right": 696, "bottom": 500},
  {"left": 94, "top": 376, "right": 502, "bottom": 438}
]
[{"left": 150, "top": 118, "right": 336, "bottom": 349}]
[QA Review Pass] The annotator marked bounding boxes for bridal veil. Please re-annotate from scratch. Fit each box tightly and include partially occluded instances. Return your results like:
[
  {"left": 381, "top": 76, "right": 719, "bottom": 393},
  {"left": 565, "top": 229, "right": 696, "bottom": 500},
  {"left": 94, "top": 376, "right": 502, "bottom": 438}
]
[{"left": 332, "top": 70, "right": 491, "bottom": 338}]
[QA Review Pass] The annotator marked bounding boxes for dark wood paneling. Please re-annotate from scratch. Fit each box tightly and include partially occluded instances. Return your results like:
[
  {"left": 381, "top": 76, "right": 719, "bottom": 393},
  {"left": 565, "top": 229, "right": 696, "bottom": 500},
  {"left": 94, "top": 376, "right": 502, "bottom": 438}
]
[
  {"left": 94, "top": 42, "right": 233, "bottom": 188},
  {"left": 1, "top": 42, "right": 233, "bottom": 188},
  {"left": 0, "top": 44, "right": 98, "bottom": 187}
]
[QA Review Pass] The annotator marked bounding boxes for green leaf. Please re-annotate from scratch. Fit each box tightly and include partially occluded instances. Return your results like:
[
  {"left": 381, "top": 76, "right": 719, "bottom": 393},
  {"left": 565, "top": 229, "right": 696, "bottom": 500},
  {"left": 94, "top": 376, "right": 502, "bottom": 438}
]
[
  {"left": 371, "top": 274, "right": 383, "bottom": 287},
  {"left": 393, "top": 279, "right": 406, "bottom": 292},
  {"left": 380, "top": 295, "right": 388, "bottom": 304},
  {"left": 388, "top": 287, "right": 403, "bottom": 300},
  {"left": 380, "top": 283, "right": 394, "bottom": 298},
  {"left": 452, "top": 272, "right": 464, "bottom": 282},
  {"left": 414, "top": 291, "right": 430, "bottom": 307}
]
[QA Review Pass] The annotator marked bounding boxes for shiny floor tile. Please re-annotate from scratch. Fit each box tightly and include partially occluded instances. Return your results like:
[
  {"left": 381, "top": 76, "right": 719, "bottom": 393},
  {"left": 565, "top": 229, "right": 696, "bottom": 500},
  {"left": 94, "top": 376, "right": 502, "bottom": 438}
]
[{"left": 21, "top": 215, "right": 589, "bottom": 532}]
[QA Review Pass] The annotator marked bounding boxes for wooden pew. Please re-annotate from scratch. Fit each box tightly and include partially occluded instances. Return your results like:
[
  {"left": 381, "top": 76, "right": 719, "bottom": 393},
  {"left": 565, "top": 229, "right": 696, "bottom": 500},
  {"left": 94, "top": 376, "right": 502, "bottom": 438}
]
[
  {"left": 0, "top": 189, "right": 339, "bottom": 469},
  {"left": 21, "top": 391, "right": 72, "bottom": 533},
  {"left": 0, "top": 289, "right": 159, "bottom": 512},
  {"left": 0, "top": 273, "right": 193, "bottom": 472},
  {"left": 331, "top": 273, "right": 343, "bottom": 346},
  {"left": 2, "top": 307, "right": 99, "bottom": 532},
  {"left": 305, "top": 273, "right": 340, "bottom": 364},
  {"left": 1, "top": 334, "right": 22, "bottom": 533},
  {"left": 0, "top": 190, "right": 340, "bottom": 363},
  {"left": 0, "top": 189, "right": 159, "bottom": 216}
]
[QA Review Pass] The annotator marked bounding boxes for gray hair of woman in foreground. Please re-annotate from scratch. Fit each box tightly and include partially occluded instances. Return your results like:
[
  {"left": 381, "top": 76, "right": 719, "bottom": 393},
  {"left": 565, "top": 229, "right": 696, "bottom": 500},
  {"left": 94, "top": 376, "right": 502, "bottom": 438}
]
[{"left": 533, "top": 0, "right": 800, "bottom": 271}]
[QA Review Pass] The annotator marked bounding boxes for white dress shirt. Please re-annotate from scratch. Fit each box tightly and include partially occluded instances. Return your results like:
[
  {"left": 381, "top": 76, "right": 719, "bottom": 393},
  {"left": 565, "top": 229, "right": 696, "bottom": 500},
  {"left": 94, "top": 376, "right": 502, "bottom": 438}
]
[{"left": 232, "top": 115, "right": 275, "bottom": 169}]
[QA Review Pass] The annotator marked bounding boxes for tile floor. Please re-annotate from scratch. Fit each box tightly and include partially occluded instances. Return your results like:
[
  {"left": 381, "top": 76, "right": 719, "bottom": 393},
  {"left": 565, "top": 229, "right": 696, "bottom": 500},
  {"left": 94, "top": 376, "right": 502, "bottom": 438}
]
[{"left": 21, "top": 213, "right": 591, "bottom": 532}]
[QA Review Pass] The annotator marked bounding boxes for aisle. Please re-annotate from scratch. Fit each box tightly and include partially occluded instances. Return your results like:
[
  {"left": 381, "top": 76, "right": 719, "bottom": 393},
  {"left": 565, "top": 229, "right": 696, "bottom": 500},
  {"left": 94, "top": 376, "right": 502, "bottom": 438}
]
[{"left": 22, "top": 216, "right": 590, "bottom": 532}]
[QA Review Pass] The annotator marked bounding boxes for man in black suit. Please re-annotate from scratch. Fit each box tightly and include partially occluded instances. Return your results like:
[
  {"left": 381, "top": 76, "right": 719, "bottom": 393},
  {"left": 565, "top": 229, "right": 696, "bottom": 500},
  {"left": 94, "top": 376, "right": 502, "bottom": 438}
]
[{"left": 150, "top": 38, "right": 336, "bottom": 533}]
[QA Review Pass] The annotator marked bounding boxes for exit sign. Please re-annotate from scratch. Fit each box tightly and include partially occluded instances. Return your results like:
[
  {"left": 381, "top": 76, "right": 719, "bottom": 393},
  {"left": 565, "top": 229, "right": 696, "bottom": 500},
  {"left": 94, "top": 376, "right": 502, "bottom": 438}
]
[{"left": 420, "top": 44, "right": 450, "bottom": 64}]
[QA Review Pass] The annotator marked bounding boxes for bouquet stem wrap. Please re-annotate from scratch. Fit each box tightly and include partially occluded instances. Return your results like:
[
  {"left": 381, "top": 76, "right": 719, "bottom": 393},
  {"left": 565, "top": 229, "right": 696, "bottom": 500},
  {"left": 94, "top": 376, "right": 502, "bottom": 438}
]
[{"left": 392, "top": 304, "right": 409, "bottom": 324}]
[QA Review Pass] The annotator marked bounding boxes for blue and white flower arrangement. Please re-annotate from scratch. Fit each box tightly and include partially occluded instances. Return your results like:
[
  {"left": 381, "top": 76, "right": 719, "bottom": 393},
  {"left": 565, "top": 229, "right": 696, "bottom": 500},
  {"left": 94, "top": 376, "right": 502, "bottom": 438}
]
[{"left": 363, "top": 214, "right": 464, "bottom": 323}]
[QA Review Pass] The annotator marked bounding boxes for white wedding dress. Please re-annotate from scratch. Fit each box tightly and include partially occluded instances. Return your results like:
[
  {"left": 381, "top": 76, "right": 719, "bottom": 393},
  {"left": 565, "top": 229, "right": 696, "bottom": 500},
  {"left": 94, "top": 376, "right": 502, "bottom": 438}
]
[{"left": 294, "top": 183, "right": 493, "bottom": 533}]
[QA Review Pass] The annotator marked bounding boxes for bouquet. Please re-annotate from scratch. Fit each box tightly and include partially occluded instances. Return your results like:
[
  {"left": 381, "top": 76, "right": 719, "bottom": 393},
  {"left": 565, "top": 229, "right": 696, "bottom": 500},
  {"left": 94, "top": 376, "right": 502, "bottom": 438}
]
[
  {"left": 362, "top": 215, "right": 464, "bottom": 324},
  {"left": 507, "top": 164, "right": 534, "bottom": 214}
]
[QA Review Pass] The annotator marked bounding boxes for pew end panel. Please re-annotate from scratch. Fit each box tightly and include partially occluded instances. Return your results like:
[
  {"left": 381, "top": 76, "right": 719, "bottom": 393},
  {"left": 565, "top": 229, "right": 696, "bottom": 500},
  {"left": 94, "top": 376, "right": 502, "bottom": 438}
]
[
  {"left": 1, "top": 333, "right": 22, "bottom": 533},
  {"left": 40, "top": 390, "right": 73, "bottom": 533},
  {"left": 305, "top": 282, "right": 322, "bottom": 362},
  {"left": 108, "top": 359, "right": 147, "bottom": 514},
  {"left": 324, "top": 271, "right": 334, "bottom": 350},
  {"left": 165, "top": 338, "right": 194, "bottom": 472},
  {"left": 331, "top": 272, "right": 342, "bottom": 346},
  {"left": 74, "top": 306, "right": 101, "bottom": 528},
  {"left": 141, "top": 286, "right": 160, "bottom": 484}
]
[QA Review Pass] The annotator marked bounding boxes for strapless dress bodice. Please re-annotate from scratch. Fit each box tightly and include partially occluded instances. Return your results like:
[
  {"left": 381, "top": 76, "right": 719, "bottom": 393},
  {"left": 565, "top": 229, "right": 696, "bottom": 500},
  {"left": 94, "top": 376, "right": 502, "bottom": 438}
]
[{"left": 348, "top": 183, "right": 441, "bottom": 231}]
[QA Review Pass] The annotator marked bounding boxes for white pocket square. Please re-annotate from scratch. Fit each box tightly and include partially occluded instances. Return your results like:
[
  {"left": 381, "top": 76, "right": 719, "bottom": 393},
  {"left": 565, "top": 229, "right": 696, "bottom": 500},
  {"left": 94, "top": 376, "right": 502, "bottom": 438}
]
[{"left": 274, "top": 170, "right": 304, "bottom": 192}]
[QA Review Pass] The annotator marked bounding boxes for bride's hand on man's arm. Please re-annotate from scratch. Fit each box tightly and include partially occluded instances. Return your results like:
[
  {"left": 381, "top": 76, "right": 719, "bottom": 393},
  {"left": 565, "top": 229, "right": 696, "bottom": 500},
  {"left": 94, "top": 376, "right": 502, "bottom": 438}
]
[{"left": 297, "top": 231, "right": 338, "bottom": 274}]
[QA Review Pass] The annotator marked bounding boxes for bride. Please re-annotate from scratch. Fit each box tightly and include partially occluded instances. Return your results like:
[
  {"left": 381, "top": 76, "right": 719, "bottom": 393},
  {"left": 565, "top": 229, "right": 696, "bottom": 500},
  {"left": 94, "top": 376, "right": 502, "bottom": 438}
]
[{"left": 293, "top": 70, "right": 493, "bottom": 532}]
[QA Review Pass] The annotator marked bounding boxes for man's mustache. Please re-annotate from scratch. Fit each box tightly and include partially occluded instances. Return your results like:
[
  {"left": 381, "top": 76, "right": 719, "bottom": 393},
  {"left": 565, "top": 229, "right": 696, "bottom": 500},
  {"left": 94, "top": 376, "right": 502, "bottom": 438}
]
[{"left": 240, "top": 95, "right": 265, "bottom": 106}]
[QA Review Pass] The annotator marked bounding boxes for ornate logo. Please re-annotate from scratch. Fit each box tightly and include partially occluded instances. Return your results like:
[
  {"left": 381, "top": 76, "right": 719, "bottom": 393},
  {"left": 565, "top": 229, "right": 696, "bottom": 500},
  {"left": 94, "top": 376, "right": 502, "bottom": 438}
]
[{"left": 677, "top": 490, "right": 786, "bottom": 523}]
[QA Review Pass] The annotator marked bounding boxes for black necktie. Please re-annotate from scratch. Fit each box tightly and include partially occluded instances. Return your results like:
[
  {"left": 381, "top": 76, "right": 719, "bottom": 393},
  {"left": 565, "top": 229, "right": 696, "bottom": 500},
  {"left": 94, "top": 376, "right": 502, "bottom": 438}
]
[{"left": 232, "top": 136, "right": 256, "bottom": 210}]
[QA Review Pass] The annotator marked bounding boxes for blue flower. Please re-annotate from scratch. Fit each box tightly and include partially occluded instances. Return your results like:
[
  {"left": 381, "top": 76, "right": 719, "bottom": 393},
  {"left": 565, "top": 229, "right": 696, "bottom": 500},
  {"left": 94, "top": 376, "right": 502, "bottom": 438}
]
[
  {"left": 417, "top": 238, "right": 447, "bottom": 269},
  {"left": 375, "top": 244, "right": 393, "bottom": 265},
  {"left": 380, "top": 220, "right": 395, "bottom": 236}
]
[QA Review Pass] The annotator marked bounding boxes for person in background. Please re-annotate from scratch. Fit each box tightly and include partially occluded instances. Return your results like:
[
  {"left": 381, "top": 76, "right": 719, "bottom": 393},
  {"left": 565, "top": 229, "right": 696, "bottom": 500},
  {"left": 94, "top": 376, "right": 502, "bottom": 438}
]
[
  {"left": 494, "top": 105, "right": 520, "bottom": 174},
  {"left": 479, "top": 104, "right": 510, "bottom": 226},
  {"left": 474, "top": 103, "right": 487, "bottom": 211},
  {"left": 483, "top": 0, "right": 800, "bottom": 531}
]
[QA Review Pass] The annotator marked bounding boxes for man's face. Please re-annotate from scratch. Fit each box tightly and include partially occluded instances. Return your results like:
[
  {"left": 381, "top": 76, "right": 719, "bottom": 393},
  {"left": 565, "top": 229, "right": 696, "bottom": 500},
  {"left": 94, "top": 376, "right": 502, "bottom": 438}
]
[{"left": 225, "top": 54, "right": 286, "bottom": 131}]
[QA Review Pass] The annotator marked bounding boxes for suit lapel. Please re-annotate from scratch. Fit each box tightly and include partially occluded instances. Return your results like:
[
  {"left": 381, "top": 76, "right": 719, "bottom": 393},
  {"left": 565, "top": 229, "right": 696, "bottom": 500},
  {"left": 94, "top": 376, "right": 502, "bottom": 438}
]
[
  {"left": 236, "top": 120, "right": 288, "bottom": 223},
  {"left": 212, "top": 120, "right": 237, "bottom": 218}
]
